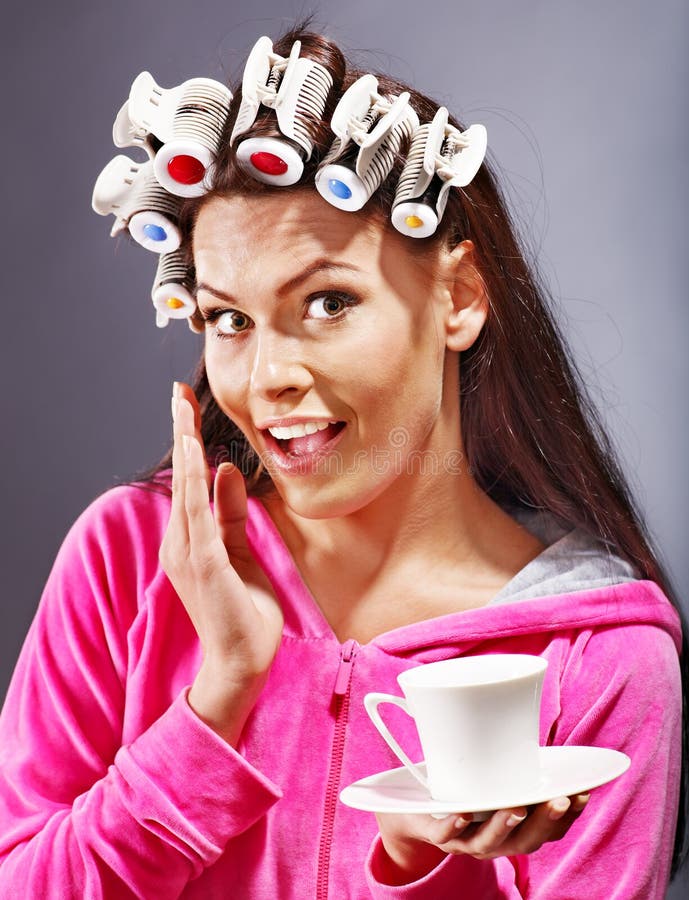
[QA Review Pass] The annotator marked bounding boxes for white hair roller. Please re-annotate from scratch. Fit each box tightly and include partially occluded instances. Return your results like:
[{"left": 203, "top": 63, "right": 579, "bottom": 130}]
[
  {"left": 114, "top": 71, "right": 233, "bottom": 198},
  {"left": 151, "top": 249, "right": 197, "bottom": 328},
  {"left": 392, "top": 107, "right": 487, "bottom": 238},
  {"left": 315, "top": 75, "right": 419, "bottom": 212},
  {"left": 92, "top": 155, "right": 182, "bottom": 253},
  {"left": 231, "top": 36, "right": 333, "bottom": 186}
]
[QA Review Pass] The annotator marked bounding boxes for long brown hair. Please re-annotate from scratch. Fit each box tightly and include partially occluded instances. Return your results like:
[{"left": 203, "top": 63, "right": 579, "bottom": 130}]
[{"left": 126, "top": 20, "right": 688, "bottom": 875}]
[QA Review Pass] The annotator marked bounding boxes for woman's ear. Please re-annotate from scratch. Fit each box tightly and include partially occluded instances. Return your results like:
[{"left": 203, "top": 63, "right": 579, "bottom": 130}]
[{"left": 443, "top": 240, "right": 489, "bottom": 352}]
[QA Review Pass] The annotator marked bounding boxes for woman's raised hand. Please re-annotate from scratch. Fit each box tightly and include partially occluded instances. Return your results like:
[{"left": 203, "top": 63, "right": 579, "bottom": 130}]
[{"left": 159, "top": 382, "right": 284, "bottom": 746}]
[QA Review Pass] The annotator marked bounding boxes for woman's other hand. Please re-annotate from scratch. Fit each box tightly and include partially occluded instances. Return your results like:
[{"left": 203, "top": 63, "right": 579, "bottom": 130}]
[
  {"left": 375, "top": 793, "right": 590, "bottom": 884},
  {"left": 159, "top": 381, "right": 284, "bottom": 745}
]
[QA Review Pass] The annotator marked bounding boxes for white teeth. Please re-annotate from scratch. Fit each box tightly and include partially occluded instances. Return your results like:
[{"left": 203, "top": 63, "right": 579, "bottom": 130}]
[{"left": 268, "top": 421, "right": 334, "bottom": 440}]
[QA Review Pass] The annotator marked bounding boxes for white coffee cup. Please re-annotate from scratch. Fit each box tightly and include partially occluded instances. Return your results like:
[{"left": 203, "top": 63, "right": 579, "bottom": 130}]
[{"left": 364, "top": 654, "right": 547, "bottom": 802}]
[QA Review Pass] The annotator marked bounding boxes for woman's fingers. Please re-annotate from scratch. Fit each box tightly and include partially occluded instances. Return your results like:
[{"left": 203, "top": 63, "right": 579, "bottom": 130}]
[
  {"left": 489, "top": 798, "right": 578, "bottom": 855},
  {"left": 170, "top": 388, "right": 265, "bottom": 592},
  {"left": 439, "top": 793, "right": 590, "bottom": 859},
  {"left": 440, "top": 807, "right": 528, "bottom": 858},
  {"left": 174, "top": 381, "right": 211, "bottom": 491},
  {"left": 168, "top": 386, "right": 189, "bottom": 545},
  {"left": 426, "top": 813, "right": 474, "bottom": 846},
  {"left": 525, "top": 793, "right": 590, "bottom": 844},
  {"left": 173, "top": 381, "right": 200, "bottom": 433},
  {"left": 214, "top": 462, "right": 282, "bottom": 635},
  {"left": 570, "top": 793, "right": 590, "bottom": 814},
  {"left": 183, "top": 433, "right": 222, "bottom": 557},
  {"left": 170, "top": 384, "right": 252, "bottom": 569},
  {"left": 214, "top": 463, "right": 253, "bottom": 566},
  {"left": 166, "top": 389, "right": 212, "bottom": 554}
]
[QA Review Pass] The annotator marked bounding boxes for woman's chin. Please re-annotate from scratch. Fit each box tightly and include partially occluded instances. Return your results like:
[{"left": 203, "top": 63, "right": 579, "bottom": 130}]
[{"left": 268, "top": 467, "right": 396, "bottom": 522}]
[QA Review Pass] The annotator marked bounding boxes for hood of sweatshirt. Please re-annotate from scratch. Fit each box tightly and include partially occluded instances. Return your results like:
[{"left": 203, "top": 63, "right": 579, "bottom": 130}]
[{"left": 490, "top": 502, "right": 640, "bottom": 604}]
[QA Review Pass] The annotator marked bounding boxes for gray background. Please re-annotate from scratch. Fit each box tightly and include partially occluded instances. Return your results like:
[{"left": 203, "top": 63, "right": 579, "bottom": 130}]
[{"left": 1, "top": 0, "right": 687, "bottom": 894}]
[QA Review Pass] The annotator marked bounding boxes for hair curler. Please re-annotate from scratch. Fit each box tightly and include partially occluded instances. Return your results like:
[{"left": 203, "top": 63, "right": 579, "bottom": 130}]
[
  {"left": 231, "top": 36, "right": 333, "bottom": 186},
  {"left": 315, "top": 75, "right": 419, "bottom": 212},
  {"left": 151, "top": 249, "right": 197, "bottom": 328},
  {"left": 92, "top": 155, "right": 182, "bottom": 253},
  {"left": 114, "top": 71, "right": 233, "bottom": 198},
  {"left": 392, "top": 107, "right": 487, "bottom": 238}
]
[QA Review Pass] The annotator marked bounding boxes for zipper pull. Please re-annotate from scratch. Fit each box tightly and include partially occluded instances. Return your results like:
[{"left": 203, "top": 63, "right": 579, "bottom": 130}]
[{"left": 334, "top": 639, "right": 359, "bottom": 696}]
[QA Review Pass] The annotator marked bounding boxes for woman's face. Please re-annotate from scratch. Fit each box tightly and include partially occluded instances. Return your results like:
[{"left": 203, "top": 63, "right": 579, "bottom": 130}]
[{"left": 193, "top": 191, "right": 477, "bottom": 518}]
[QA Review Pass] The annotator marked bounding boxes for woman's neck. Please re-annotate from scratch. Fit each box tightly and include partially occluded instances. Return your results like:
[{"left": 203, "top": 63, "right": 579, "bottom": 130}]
[{"left": 261, "top": 465, "right": 546, "bottom": 642}]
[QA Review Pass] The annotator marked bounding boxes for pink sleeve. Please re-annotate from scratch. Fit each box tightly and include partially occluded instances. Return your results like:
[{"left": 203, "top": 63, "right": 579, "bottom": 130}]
[
  {"left": 526, "top": 621, "right": 681, "bottom": 898},
  {"left": 365, "top": 621, "right": 681, "bottom": 899},
  {"left": 0, "top": 489, "right": 282, "bottom": 897},
  {"left": 366, "top": 836, "right": 522, "bottom": 898}
]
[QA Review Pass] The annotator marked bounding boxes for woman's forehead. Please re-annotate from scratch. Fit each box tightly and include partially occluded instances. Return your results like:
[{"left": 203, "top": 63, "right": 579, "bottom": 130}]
[
  {"left": 193, "top": 192, "right": 384, "bottom": 261},
  {"left": 191, "top": 192, "right": 446, "bottom": 301}
]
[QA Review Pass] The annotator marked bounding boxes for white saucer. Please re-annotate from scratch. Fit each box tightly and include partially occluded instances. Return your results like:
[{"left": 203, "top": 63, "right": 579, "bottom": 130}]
[{"left": 340, "top": 746, "right": 630, "bottom": 816}]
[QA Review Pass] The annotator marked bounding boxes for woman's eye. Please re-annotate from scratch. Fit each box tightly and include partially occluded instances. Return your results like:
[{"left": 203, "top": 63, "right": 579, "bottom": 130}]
[
  {"left": 306, "top": 292, "right": 355, "bottom": 319},
  {"left": 209, "top": 309, "right": 253, "bottom": 337}
]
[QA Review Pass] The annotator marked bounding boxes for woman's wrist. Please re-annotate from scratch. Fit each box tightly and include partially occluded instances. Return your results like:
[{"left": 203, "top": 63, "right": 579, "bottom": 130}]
[
  {"left": 187, "top": 660, "right": 266, "bottom": 746},
  {"left": 376, "top": 832, "right": 448, "bottom": 886}
]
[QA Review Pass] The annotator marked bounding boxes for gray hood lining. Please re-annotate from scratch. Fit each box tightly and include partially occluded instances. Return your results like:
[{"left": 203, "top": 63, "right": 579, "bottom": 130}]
[{"left": 490, "top": 505, "right": 640, "bottom": 606}]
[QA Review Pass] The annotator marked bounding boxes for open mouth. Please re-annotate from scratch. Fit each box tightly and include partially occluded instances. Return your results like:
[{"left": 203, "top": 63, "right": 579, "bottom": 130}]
[{"left": 261, "top": 420, "right": 346, "bottom": 466}]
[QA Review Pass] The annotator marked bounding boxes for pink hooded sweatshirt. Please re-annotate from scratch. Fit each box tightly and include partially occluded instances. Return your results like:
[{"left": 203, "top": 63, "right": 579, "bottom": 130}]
[{"left": 0, "top": 473, "right": 682, "bottom": 898}]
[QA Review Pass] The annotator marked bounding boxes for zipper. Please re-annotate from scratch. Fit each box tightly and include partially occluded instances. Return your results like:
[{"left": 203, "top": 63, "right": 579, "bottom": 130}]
[{"left": 316, "top": 639, "right": 359, "bottom": 900}]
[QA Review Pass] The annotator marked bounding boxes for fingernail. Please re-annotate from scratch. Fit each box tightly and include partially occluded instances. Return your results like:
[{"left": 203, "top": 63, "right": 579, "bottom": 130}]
[
  {"left": 572, "top": 793, "right": 590, "bottom": 811},
  {"left": 506, "top": 812, "right": 527, "bottom": 828},
  {"left": 183, "top": 435, "right": 193, "bottom": 459},
  {"left": 548, "top": 797, "right": 571, "bottom": 820},
  {"left": 173, "top": 381, "right": 181, "bottom": 399},
  {"left": 454, "top": 814, "right": 472, "bottom": 828}
]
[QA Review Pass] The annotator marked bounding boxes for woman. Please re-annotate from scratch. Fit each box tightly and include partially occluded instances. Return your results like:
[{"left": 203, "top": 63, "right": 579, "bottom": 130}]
[{"left": 0, "top": 22, "right": 685, "bottom": 898}]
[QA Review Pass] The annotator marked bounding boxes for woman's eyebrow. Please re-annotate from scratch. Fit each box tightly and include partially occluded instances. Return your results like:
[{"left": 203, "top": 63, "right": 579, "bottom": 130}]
[{"left": 195, "top": 259, "right": 362, "bottom": 306}]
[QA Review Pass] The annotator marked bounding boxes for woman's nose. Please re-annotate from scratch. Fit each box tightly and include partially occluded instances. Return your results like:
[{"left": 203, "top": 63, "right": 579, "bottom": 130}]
[{"left": 248, "top": 330, "right": 314, "bottom": 400}]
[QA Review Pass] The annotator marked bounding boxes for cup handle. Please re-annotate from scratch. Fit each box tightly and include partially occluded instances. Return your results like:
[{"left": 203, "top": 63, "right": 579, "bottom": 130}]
[{"left": 364, "top": 692, "right": 430, "bottom": 791}]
